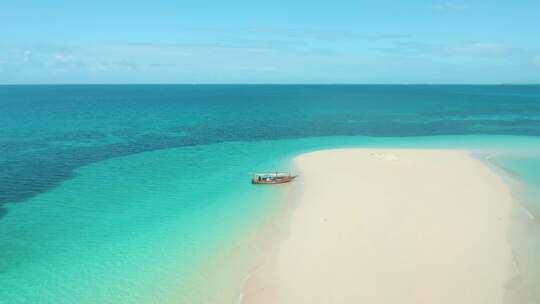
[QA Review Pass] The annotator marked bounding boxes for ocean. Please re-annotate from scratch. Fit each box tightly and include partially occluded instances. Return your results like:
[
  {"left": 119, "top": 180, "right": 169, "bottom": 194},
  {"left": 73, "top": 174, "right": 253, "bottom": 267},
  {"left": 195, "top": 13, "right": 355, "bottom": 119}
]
[{"left": 1, "top": 85, "right": 539, "bottom": 303}]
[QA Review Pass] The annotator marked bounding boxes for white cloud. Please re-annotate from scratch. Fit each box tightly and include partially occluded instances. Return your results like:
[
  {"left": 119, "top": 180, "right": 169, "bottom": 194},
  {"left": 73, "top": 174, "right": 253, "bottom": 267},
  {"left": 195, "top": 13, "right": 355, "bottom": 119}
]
[
  {"left": 187, "top": 26, "right": 409, "bottom": 42},
  {"left": 54, "top": 54, "right": 66, "bottom": 61},
  {"left": 23, "top": 50, "right": 32, "bottom": 62},
  {"left": 534, "top": 55, "right": 540, "bottom": 67},
  {"left": 446, "top": 42, "right": 515, "bottom": 57},
  {"left": 2, "top": 41, "right": 538, "bottom": 84},
  {"left": 434, "top": 2, "right": 470, "bottom": 12},
  {"left": 377, "top": 41, "right": 517, "bottom": 59}
]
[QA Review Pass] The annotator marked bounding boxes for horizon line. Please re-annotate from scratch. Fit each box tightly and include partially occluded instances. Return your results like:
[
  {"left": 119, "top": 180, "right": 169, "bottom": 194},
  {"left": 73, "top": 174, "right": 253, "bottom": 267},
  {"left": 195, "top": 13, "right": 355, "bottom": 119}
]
[{"left": 1, "top": 83, "right": 540, "bottom": 86}]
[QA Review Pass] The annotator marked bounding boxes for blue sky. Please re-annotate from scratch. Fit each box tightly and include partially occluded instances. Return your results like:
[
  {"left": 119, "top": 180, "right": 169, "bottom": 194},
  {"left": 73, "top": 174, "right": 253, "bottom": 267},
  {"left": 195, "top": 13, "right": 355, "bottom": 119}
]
[{"left": 1, "top": 0, "right": 539, "bottom": 84}]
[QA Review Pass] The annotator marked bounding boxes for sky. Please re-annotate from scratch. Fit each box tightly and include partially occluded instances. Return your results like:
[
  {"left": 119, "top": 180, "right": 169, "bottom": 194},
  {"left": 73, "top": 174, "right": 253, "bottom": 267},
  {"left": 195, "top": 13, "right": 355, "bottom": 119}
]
[{"left": 1, "top": 0, "right": 539, "bottom": 84}]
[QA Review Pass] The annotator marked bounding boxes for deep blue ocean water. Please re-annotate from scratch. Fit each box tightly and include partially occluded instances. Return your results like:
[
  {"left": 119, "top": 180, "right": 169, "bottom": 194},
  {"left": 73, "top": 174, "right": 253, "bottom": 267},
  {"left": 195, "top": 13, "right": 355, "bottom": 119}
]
[{"left": 1, "top": 85, "right": 540, "bottom": 303}]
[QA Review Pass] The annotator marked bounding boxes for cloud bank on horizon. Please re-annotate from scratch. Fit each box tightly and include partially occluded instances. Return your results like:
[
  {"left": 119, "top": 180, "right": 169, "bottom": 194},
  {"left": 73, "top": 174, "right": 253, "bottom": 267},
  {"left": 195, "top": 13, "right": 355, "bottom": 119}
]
[{"left": 1, "top": 0, "right": 539, "bottom": 84}]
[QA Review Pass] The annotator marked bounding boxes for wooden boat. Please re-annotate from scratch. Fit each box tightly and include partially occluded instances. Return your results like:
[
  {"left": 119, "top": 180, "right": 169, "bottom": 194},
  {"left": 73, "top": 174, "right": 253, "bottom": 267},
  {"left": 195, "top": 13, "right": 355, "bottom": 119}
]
[{"left": 251, "top": 172, "right": 297, "bottom": 184}]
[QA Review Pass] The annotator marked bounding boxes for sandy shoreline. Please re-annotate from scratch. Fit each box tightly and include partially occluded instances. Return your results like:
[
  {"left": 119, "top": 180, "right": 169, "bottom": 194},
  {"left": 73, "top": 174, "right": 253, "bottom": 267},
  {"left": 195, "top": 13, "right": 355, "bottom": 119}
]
[{"left": 242, "top": 149, "right": 530, "bottom": 304}]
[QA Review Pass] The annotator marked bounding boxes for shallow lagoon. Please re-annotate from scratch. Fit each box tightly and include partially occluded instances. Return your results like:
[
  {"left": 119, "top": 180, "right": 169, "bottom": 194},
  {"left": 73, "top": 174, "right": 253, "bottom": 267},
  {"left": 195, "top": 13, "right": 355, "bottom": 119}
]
[{"left": 1, "top": 135, "right": 540, "bottom": 303}]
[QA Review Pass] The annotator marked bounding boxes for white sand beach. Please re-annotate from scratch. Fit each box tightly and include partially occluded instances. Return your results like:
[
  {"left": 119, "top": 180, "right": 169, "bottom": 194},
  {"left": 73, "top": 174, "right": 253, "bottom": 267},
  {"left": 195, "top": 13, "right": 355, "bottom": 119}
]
[{"left": 243, "top": 149, "right": 528, "bottom": 304}]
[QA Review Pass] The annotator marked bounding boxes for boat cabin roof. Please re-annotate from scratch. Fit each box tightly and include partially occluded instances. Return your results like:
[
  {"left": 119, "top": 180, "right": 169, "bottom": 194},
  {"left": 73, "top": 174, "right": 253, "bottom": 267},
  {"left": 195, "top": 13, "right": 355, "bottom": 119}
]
[{"left": 253, "top": 172, "right": 289, "bottom": 177}]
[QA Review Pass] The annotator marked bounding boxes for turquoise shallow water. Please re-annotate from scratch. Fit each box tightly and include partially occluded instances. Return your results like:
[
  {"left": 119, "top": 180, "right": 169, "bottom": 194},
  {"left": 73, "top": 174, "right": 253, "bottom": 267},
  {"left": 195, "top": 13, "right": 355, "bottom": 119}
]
[{"left": 1, "top": 85, "right": 540, "bottom": 303}]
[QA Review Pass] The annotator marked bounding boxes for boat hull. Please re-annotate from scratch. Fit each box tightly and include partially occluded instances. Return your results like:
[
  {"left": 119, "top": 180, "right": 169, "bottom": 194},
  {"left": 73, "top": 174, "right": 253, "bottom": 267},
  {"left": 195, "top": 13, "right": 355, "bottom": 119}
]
[{"left": 252, "top": 176, "right": 297, "bottom": 184}]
